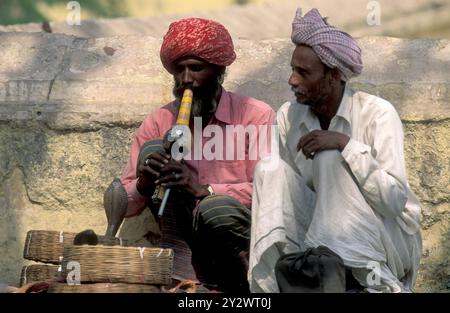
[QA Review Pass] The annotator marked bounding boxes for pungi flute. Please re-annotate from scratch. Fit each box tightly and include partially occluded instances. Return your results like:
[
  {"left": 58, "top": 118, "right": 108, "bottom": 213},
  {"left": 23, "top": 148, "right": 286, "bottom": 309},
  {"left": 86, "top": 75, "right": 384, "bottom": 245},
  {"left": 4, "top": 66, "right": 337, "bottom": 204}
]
[{"left": 154, "top": 86, "right": 193, "bottom": 217}]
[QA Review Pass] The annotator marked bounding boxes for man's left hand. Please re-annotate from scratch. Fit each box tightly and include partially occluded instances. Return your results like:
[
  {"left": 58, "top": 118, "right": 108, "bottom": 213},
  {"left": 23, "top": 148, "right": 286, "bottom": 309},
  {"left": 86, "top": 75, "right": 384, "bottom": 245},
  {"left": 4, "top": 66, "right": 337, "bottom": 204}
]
[
  {"left": 297, "top": 130, "right": 350, "bottom": 159},
  {"left": 155, "top": 159, "right": 209, "bottom": 198}
]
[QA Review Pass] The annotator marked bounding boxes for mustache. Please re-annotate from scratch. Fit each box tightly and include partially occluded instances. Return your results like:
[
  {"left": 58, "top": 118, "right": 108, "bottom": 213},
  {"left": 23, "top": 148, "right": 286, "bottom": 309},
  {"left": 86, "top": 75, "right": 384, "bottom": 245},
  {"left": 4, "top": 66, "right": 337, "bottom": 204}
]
[
  {"left": 173, "top": 85, "right": 214, "bottom": 100},
  {"left": 174, "top": 83, "right": 195, "bottom": 97},
  {"left": 173, "top": 77, "right": 221, "bottom": 100},
  {"left": 172, "top": 79, "right": 221, "bottom": 117},
  {"left": 291, "top": 86, "right": 307, "bottom": 95}
]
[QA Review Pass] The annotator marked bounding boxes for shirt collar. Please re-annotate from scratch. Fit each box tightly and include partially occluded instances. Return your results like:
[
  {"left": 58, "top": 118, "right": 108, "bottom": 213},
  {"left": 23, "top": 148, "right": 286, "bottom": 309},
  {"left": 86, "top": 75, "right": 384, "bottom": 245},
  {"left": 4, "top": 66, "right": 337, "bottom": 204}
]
[
  {"left": 335, "top": 86, "right": 353, "bottom": 125},
  {"left": 299, "top": 85, "right": 353, "bottom": 131},
  {"left": 298, "top": 105, "right": 318, "bottom": 131},
  {"left": 214, "top": 88, "right": 233, "bottom": 124}
]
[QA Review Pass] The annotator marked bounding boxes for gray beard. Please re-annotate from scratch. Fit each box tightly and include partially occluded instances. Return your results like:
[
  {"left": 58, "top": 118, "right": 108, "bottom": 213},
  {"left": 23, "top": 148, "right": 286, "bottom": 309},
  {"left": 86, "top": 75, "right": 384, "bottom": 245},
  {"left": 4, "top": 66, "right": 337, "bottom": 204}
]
[
  {"left": 173, "top": 96, "right": 218, "bottom": 118},
  {"left": 173, "top": 84, "right": 220, "bottom": 119},
  {"left": 191, "top": 97, "right": 218, "bottom": 117},
  {"left": 172, "top": 73, "right": 224, "bottom": 120}
]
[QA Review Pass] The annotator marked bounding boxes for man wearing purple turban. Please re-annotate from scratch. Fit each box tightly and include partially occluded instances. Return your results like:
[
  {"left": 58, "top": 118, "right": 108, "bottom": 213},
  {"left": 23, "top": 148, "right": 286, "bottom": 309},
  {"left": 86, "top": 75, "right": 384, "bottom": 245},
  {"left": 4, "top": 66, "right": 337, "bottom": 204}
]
[{"left": 249, "top": 8, "right": 422, "bottom": 293}]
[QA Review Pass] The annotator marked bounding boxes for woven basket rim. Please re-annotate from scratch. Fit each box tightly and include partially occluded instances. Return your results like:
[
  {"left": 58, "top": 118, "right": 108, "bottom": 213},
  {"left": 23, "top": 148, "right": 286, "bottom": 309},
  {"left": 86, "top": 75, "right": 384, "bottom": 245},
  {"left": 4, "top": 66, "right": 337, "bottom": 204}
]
[
  {"left": 63, "top": 244, "right": 172, "bottom": 251},
  {"left": 48, "top": 282, "right": 161, "bottom": 293},
  {"left": 23, "top": 230, "right": 131, "bottom": 264},
  {"left": 61, "top": 245, "right": 173, "bottom": 285}
]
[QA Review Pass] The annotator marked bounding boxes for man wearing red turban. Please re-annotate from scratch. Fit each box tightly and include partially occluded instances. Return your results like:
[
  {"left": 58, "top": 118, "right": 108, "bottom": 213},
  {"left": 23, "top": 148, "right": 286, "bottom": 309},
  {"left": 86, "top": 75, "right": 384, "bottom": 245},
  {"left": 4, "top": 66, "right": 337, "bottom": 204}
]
[
  {"left": 160, "top": 18, "right": 236, "bottom": 75},
  {"left": 120, "top": 18, "right": 275, "bottom": 292}
]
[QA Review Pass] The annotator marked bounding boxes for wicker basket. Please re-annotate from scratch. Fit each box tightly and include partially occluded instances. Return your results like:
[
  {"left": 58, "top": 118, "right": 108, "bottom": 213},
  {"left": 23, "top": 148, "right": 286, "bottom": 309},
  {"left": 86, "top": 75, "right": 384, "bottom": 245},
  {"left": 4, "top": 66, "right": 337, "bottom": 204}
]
[
  {"left": 48, "top": 282, "right": 161, "bottom": 293},
  {"left": 62, "top": 245, "right": 173, "bottom": 285},
  {"left": 19, "top": 264, "right": 60, "bottom": 287},
  {"left": 23, "top": 230, "right": 77, "bottom": 264},
  {"left": 98, "top": 236, "right": 129, "bottom": 246},
  {"left": 23, "top": 230, "right": 130, "bottom": 264}
]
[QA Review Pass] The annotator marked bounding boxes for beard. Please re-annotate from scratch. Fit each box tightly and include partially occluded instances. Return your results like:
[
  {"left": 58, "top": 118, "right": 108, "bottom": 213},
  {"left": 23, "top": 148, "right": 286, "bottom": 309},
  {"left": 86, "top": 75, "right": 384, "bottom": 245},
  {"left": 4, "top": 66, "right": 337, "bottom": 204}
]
[
  {"left": 172, "top": 75, "right": 223, "bottom": 118},
  {"left": 291, "top": 79, "right": 331, "bottom": 110},
  {"left": 292, "top": 86, "right": 319, "bottom": 108}
]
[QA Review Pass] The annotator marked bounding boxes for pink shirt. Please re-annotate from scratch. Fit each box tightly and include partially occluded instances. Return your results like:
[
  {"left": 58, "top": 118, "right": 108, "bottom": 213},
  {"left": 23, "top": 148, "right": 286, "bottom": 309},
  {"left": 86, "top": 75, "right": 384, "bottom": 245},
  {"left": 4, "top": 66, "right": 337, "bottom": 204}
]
[
  {"left": 121, "top": 89, "right": 276, "bottom": 217},
  {"left": 121, "top": 89, "right": 275, "bottom": 281}
]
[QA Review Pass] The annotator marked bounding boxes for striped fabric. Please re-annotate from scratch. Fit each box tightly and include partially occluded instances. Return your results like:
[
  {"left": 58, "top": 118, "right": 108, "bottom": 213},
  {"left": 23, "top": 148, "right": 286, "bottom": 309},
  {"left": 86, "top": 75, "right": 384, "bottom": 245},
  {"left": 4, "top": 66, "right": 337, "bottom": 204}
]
[
  {"left": 291, "top": 8, "right": 363, "bottom": 81},
  {"left": 159, "top": 203, "right": 199, "bottom": 282},
  {"left": 192, "top": 195, "right": 251, "bottom": 252},
  {"left": 191, "top": 195, "right": 251, "bottom": 291}
]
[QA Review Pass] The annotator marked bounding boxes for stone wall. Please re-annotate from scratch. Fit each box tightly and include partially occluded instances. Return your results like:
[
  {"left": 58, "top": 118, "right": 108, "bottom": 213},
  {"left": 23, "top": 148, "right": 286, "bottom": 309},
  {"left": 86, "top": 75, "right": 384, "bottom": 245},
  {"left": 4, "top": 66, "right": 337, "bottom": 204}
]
[{"left": 0, "top": 33, "right": 448, "bottom": 291}]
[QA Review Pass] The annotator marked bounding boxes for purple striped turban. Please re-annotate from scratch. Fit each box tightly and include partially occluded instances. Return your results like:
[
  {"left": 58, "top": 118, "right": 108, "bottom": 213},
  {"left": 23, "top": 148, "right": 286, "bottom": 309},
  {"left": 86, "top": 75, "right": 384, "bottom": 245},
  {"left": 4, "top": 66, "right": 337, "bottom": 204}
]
[{"left": 291, "top": 8, "right": 363, "bottom": 81}]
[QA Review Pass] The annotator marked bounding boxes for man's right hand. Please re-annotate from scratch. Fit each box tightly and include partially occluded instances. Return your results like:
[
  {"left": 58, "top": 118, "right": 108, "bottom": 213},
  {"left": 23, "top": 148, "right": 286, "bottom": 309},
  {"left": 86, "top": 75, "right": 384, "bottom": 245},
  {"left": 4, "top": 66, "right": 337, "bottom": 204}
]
[{"left": 136, "top": 151, "right": 171, "bottom": 196}]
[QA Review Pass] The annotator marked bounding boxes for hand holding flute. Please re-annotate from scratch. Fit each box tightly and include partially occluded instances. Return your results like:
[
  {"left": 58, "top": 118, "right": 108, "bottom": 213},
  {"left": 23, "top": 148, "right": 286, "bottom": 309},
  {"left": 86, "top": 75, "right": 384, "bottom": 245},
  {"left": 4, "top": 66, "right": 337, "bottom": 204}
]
[
  {"left": 137, "top": 85, "right": 212, "bottom": 217},
  {"left": 152, "top": 85, "right": 193, "bottom": 217}
]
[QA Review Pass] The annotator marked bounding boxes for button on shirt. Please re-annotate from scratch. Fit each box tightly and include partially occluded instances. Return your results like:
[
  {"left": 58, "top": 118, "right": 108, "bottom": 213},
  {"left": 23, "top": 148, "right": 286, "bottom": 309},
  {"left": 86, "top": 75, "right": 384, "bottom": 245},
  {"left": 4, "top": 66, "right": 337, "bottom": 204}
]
[{"left": 277, "top": 87, "right": 421, "bottom": 235}]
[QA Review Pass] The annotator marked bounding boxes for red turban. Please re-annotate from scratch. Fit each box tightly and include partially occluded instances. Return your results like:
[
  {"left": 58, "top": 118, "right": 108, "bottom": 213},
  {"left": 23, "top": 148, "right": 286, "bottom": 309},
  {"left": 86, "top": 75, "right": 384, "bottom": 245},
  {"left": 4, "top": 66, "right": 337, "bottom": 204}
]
[{"left": 160, "top": 18, "right": 236, "bottom": 74}]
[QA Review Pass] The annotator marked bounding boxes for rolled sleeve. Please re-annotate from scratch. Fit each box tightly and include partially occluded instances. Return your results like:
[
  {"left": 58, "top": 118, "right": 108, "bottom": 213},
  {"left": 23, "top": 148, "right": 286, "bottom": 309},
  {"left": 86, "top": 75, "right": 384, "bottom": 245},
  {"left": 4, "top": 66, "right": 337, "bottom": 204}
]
[
  {"left": 340, "top": 109, "right": 408, "bottom": 218},
  {"left": 341, "top": 138, "right": 378, "bottom": 183}
]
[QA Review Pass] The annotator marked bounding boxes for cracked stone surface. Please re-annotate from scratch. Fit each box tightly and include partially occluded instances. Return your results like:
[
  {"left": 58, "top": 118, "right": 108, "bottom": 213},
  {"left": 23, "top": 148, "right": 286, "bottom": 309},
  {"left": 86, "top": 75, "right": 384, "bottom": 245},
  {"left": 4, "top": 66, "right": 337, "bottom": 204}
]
[{"left": 0, "top": 33, "right": 448, "bottom": 292}]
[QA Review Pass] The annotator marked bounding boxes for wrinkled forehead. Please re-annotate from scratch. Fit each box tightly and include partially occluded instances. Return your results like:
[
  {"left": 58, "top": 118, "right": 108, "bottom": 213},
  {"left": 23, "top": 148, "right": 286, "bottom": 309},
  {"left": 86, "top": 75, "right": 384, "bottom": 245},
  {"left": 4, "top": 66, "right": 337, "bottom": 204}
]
[{"left": 291, "top": 44, "right": 326, "bottom": 71}]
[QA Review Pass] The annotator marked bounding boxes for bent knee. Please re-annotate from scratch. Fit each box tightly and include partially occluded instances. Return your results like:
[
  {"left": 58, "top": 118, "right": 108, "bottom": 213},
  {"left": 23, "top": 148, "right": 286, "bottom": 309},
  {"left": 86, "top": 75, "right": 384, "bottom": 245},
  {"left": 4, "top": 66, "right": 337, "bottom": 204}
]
[
  {"left": 313, "top": 149, "right": 342, "bottom": 163},
  {"left": 195, "top": 195, "right": 244, "bottom": 218},
  {"left": 254, "top": 157, "right": 292, "bottom": 181},
  {"left": 194, "top": 195, "right": 250, "bottom": 243},
  {"left": 312, "top": 150, "right": 346, "bottom": 173}
]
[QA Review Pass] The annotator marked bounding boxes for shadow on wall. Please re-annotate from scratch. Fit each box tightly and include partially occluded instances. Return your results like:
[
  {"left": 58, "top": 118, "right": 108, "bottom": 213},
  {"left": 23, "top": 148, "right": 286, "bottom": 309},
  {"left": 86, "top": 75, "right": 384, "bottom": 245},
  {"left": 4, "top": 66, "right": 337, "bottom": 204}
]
[{"left": 0, "top": 33, "right": 52, "bottom": 285}]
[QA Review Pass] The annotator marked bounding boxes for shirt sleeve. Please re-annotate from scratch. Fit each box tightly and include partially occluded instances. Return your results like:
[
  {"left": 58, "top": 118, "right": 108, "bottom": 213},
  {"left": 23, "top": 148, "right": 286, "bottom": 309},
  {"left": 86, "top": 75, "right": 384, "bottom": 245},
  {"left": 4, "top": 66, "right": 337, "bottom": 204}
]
[
  {"left": 212, "top": 108, "right": 276, "bottom": 209},
  {"left": 276, "top": 104, "right": 287, "bottom": 149},
  {"left": 276, "top": 102, "right": 298, "bottom": 170},
  {"left": 341, "top": 105, "right": 408, "bottom": 218},
  {"left": 120, "top": 114, "right": 159, "bottom": 217}
]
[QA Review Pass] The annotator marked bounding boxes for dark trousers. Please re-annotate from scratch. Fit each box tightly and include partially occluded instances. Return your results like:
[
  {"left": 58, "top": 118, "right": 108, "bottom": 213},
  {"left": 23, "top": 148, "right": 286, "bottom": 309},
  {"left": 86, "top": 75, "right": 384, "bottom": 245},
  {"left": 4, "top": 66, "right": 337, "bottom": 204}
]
[{"left": 184, "top": 195, "right": 251, "bottom": 293}]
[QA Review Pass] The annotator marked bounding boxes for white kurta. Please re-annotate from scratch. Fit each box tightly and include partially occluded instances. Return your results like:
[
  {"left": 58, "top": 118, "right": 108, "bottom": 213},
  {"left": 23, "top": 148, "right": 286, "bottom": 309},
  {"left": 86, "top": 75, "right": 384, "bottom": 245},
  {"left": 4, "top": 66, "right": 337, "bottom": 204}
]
[{"left": 249, "top": 87, "right": 422, "bottom": 293}]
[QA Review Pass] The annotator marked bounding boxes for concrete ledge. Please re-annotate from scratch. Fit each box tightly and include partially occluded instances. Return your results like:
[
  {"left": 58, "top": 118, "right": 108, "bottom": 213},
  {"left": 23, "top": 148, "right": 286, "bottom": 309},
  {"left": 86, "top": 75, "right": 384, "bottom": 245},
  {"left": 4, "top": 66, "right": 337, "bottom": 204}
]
[{"left": 0, "top": 33, "right": 449, "bottom": 130}]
